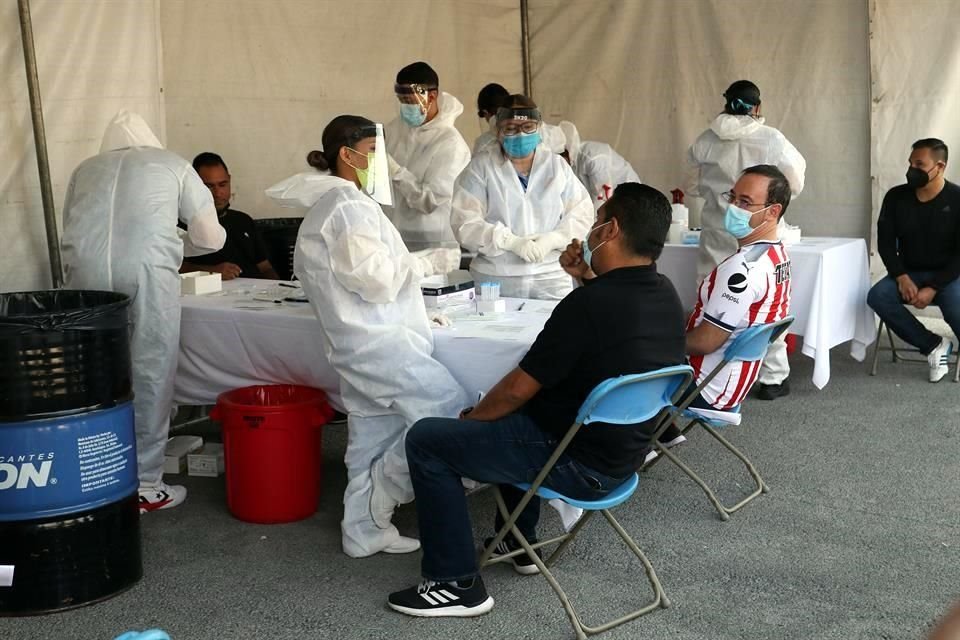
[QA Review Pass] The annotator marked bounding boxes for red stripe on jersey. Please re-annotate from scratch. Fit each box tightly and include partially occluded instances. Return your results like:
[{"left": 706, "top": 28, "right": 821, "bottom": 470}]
[
  {"left": 690, "top": 353, "right": 705, "bottom": 381},
  {"left": 687, "top": 270, "right": 718, "bottom": 331},
  {"left": 762, "top": 246, "right": 787, "bottom": 324},
  {"left": 712, "top": 371, "right": 733, "bottom": 407},
  {"left": 730, "top": 360, "right": 762, "bottom": 408},
  {"left": 721, "top": 360, "right": 754, "bottom": 410}
]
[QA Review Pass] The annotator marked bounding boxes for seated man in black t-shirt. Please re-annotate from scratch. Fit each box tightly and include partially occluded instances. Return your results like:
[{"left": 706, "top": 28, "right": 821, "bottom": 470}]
[
  {"left": 386, "top": 183, "right": 686, "bottom": 618},
  {"left": 180, "top": 152, "right": 279, "bottom": 280},
  {"left": 868, "top": 138, "right": 960, "bottom": 382}
]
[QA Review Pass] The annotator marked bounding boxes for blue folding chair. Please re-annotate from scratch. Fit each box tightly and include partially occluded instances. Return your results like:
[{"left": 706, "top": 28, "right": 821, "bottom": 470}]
[
  {"left": 478, "top": 365, "right": 693, "bottom": 640},
  {"left": 643, "top": 317, "right": 794, "bottom": 521}
]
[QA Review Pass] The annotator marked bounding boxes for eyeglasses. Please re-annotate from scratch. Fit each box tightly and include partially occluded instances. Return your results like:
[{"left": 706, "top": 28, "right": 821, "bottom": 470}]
[
  {"left": 721, "top": 191, "right": 771, "bottom": 210},
  {"left": 500, "top": 121, "right": 540, "bottom": 136}
]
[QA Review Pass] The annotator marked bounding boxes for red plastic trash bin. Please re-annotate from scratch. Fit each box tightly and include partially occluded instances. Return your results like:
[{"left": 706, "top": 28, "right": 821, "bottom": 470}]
[{"left": 210, "top": 385, "right": 334, "bottom": 524}]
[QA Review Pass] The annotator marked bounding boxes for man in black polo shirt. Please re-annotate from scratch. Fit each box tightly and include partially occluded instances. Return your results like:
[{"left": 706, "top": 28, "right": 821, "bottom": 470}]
[
  {"left": 386, "top": 183, "right": 685, "bottom": 618},
  {"left": 180, "top": 152, "right": 279, "bottom": 280},
  {"left": 868, "top": 138, "right": 960, "bottom": 382}
]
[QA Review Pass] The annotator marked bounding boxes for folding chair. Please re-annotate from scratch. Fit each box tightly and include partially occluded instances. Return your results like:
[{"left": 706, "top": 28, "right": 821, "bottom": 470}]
[
  {"left": 643, "top": 316, "right": 794, "bottom": 521},
  {"left": 869, "top": 312, "right": 960, "bottom": 382},
  {"left": 478, "top": 365, "right": 694, "bottom": 640}
]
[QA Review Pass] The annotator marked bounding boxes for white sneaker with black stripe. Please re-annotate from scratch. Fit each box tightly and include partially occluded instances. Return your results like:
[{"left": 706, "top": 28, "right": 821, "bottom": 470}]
[
  {"left": 927, "top": 337, "right": 953, "bottom": 383},
  {"left": 388, "top": 577, "right": 494, "bottom": 618}
]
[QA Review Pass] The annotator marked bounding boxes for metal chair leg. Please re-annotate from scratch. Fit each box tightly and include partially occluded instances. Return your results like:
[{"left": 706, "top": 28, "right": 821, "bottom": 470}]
[
  {"left": 870, "top": 319, "right": 884, "bottom": 376},
  {"left": 887, "top": 323, "right": 899, "bottom": 363}
]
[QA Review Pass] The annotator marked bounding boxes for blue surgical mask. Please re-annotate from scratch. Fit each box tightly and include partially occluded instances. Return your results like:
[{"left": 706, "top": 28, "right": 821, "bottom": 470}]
[
  {"left": 582, "top": 221, "right": 611, "bottom": 269},
  {"left": 400, "top": 103, "right": 426, "bottom": 128},
  {"left": 502, "top": 131, "right": 540, "bottom": 158},
  {"left": 723, "top": 203, "right": 771, "bottom": 239}
]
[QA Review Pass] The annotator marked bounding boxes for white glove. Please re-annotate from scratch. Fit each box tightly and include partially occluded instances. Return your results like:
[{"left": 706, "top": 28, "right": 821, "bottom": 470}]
[
  {"left": 500, "top": 233, "right": 546, "bottom": 263},
  {"left": 531, "top": 231, "right": 570, "bottom": 255},
  {"left": 429, "top": 312, "right": 452, "bottom": 327},
  {"left": 387, "top": 154, "right": 403, "bottom": 180},
  {"left": 413, "top": 248, "right": 460, "bottom": 276}
]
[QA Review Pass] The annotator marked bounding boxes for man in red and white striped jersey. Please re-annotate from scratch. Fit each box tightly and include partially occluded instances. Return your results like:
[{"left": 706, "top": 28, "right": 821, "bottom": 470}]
[{"left": 658, "top": 166, "right": 792, "bottom": 448}]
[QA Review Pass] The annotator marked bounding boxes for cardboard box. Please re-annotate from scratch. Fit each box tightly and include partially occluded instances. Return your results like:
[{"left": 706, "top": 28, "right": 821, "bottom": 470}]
[
  {"left": 421, "top": 270, "right": 475, "bottom": 308},
  {"left": 188, "top": 443, "right": 225, "bottom": 478},
  {"left": 164, "top": 435, "right": 203, "bottom": 474},
  {"left": 180, "top": 271, "right": 222, "bottom": 295}
]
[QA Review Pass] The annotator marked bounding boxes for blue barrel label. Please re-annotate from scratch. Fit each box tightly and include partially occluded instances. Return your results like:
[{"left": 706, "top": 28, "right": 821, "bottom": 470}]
[{"left": 0, "top": 403, "right": 138, "bottom": 521}]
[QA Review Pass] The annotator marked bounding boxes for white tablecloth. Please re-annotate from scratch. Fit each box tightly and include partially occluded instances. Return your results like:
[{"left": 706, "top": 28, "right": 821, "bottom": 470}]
[
  {"left": 175, "top": 281, "right": 555, "bottom": 410},
  {"left": 657, "top": 237, "right": 876, "bottom": 388}
]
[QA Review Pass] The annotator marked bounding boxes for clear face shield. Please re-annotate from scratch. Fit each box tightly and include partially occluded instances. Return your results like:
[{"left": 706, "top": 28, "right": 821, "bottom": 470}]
[
  {"left": 345, "top": 123, "right": 393, "bottom": 206},
  {"left": 496, "top": 106, "right": 542, "bottom": 158},
  {"left": 395, "top": 83, "right": 436, "bottom": 128}
]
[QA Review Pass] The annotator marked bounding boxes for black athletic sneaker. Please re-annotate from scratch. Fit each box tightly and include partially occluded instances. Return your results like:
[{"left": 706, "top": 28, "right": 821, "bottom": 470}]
[
  {"left": 483, "top": 537, "right": 542, "bottom": 575},
  {"left": 754, "top": 379, "right": 790, "bottom": 401},
  {"left": 388, "top": 577, "right": 494, "bottom": 618}
]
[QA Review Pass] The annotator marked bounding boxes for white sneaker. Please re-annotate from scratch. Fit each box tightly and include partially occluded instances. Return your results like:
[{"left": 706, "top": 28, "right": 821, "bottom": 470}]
[
  {"left": 643, "top": 448, "right": 659, "bottom": 465},
  {"left": 369, "top": 457, "right": 399, "bottom": 530},
  {"left": 382, "top": 536, "right": 421, "bottom": 554},
  {"left": 927, "top": 338, "right": 953, "bottom": 383},
  {"left": 139, "top": 482, "right": 187, "bottom": 514},
  {"left": 661, "top": 434, "right": 688, "bottom": 449}
]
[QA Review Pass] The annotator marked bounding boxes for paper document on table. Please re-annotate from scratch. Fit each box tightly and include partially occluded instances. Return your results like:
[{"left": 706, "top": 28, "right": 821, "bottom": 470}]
[{"left": 450, "top": 322, "right": 536, "bottom": 341}]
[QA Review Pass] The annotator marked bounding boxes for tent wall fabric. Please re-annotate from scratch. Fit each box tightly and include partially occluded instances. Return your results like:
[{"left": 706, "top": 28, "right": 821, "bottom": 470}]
[
  {"left": 1, "top": 0, "right": 164, "bottom": 293},
  {"left": 2, "top": 0, "right": 960, "bottom": 292},
  {"left": 160, "top": 0, "right": 523, "bottom": 221},
  {"left": 527, "top": 0, "right": 872, "bottom": 240}
]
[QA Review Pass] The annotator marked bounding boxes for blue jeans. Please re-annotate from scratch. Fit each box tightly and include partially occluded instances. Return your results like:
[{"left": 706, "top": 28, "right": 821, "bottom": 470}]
[
  {"left": 405, "top": 413, "right": 629, "bottom": 582},
  {"left": 867, "top": 272, "right": 960, "bottom": 355}
]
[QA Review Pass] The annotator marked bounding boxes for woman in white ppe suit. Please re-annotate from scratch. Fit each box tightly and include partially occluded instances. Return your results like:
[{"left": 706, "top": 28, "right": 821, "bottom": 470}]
[
  {"left": 451, "top": 95, "right": 594, "bottom": 300},
  {"left": 61, "top": 110, "right": 226, "bottom": 513},
  {"left": 685, "top": 81, "right": 806, "bottom": 400},
  {"left": 265, "top": 115, "right": 468, "bottom": 558},
  {"left": 686, "top": 80, "right": 806, "bottom": 280},
  {"left": 558, "top": 120, "right": 642, "bottom": 210}
]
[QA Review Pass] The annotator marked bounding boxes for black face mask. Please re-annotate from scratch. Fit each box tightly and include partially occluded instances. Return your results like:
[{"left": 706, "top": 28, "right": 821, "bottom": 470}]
[{"left": 906, "top": 165, "right": 938, "bottom": 189}]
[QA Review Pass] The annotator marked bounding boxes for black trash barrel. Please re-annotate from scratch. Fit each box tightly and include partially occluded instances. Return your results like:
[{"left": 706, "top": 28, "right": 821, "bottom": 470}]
[{"left": 0, "top": 291, "right": 141, "bottom": 615}]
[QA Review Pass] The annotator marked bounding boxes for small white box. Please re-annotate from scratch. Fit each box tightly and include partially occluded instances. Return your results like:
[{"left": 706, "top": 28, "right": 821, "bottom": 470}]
[
  {"left": 180, "top": 271, "right": 222, "bottom": 295},
  {"left": 477, "top": 299, "right": 506, "bottom": 314},
  {"left": 187, "top": 443, "right": 225, "bottom": 478},
  {"left": 421, "top": 271, "right": 476, "bottom": 308},
  {"left": 163, "top": 435, "right": 203, "bottom": 474}
]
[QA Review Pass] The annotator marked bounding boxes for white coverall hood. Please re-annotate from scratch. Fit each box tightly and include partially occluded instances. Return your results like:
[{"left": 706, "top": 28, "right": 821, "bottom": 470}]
[
  {"left": 559, "top": 121, "right": 582, "bottom": 165},
  {"left": 384, "top": 92, "right": 471, "bottom": 249},
  {"left": 265, "top": 171, "right": 354, "bottom": 210},
  {"left": 708, "top": 113, "right": 765, "bottom": 141},
  {"left": 99, "top": 110, "right": 164, "bottom": 152},
  {"left": 541, "top": 123, "right": 567, "bottom": 154}
]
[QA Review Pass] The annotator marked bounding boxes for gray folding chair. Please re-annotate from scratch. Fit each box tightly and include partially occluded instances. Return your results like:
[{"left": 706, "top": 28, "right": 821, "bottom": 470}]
[
  {"left": 643, "top": 317, "right": 794, "bottom": 521},
  {"left": 869, "top": 311, "right": 960, "bottom": 382},
  {"left": 478, "top": 365, "right": 693, "bottom": 640}
]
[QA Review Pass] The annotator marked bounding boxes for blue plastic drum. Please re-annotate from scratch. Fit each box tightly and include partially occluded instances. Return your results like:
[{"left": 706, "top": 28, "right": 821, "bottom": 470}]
[{"left": 0, "top": 402, "right": 137, "bottom": 522}]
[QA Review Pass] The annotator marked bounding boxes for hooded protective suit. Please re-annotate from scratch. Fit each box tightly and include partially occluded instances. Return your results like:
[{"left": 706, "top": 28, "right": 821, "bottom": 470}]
[
  {"left": 266, "top": 171, "right": 468, "bottom": 558},
  {"left": 559, "top": 121, "right": 642, "bottom": 210},
  {"left": 384, "top": 92, "right": 471, "bottom": 251},
  {"left": 685, "top": 113, "right": 806, "bottom": 279},
  {"left": 61, "top": 110, "right": 225, "bottom": 487},
  {"left": 451, "top": 143, "right": 593, "bottom": 300},
  {"left": 685, "top": 113, "right": 805, "bottom": 387}
]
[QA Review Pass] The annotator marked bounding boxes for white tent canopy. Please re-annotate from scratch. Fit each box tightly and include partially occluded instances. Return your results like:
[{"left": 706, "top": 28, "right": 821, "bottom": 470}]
[{"left": 2, "top": 0, "right": 958, "bottom": 292}]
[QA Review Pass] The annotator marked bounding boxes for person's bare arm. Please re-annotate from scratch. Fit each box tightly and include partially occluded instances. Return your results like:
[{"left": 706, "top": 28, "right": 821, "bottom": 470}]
[
  {"left": 257, "top": 260, "right": 280, "bottom": 280},
  {"left": 686, "top": 321, "right": 731, "bottom": 356},
  {"left": 464, "top": 367, "right": 542, "bottom": 421}
]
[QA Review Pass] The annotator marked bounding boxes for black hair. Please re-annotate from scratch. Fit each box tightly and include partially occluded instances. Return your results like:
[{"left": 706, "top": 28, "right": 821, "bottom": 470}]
[
  {"left": 396, "top": 61, "right": 439, "bottom": 88},
  {"left": 306, "top": 115, "right": 377, "bottom": 173},
  {"left": 912, "top": 138, "right": 949, "bottom": 164},
  {"left": 741, "top": 164, "right": 792, "bottom": 219},
  {"left": 193, "top": 152, "right": 228, "bottom": 174},
  {"left": 602, "top": 183, "right": 671, "bottom": 260},
  {"left": 477, "top": 83, "right": 510, "bottom": 116},
  {"left": 723, "top": 80, "right": 761, "bottom": 116}
]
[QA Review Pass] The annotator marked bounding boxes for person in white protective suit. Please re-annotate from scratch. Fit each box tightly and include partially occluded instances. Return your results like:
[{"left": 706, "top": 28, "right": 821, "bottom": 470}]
[
  {"left": 60, "top": 110, "right": 226, "bottom": 513},
  {"left": 384, "top": 62, "right": 470, "bottom": 271},
  {"left": 685, "top": 80, "right": 806, "bottom": 400},
  {"left": 473, "top": 82, "right": 510, "bottom": 155},
  {"left": 558, "top": 120, "right": 642, "bottom": 210},
  {"left": 451, "top": 95, "right": 594, "bottom": 300},
  {"left": 265, "top": 115, "right": 469, "bottom": 558}
]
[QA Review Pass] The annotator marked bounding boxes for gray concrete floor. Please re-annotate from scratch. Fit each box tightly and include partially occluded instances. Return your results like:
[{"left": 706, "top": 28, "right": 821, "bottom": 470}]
[{"left": 2, "top": 347, "right": 958, "bottom": 640}]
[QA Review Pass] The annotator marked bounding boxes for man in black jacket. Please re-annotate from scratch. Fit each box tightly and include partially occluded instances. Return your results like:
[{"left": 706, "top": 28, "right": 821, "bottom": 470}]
[{"left": 868, "top": 138, "right": 960, "bottom": 382}]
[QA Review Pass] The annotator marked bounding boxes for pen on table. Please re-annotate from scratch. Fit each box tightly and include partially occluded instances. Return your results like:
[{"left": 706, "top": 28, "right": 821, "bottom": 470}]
[
  {"left": 278, "top": 282, "right": 299, "bottom": 288},
  {"left": 517, "top": 302, "right": 526, "bottom": 311}
]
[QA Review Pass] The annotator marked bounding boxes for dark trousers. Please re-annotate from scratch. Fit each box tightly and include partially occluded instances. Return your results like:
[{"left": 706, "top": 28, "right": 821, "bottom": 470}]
[{"left": 867, "top": 273, "right": 960, "bottom": 355}]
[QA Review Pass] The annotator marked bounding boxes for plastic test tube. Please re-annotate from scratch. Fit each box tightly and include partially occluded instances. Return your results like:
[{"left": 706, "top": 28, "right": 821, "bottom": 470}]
[{"left": 491, "top": 282, "right": 500, "bottom": 301}]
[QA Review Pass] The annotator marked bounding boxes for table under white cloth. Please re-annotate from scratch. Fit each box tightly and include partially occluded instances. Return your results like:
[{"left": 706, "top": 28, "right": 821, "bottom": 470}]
[
  {"left": 657, "top": 236, "right": 876, "bottom": 388},
  {"left": 175, "top": 281, "right": 555, "bottom": 410}
]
